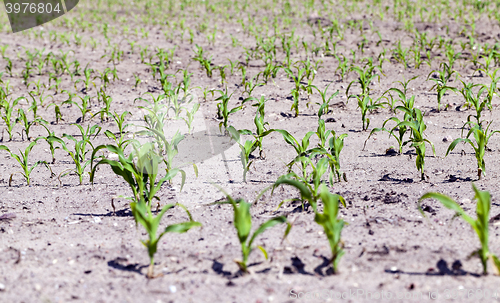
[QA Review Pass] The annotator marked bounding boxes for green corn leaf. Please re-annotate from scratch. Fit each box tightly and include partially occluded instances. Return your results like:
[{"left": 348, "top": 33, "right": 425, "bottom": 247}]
[
  {"left": 248, "top": 216, "right": 287, "bottom": 248},
  {"left": 419, "top": 192, "right": 475, "bottom": 226},
  {"left": 257, "top": 245, "right": 268, "bottom": 260}
]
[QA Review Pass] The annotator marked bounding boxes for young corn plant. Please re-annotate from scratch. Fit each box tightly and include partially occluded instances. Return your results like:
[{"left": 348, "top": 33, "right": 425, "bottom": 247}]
[
  {"left": 393, "top": 41, "right": 410, "bottom": 68},
  {"left": 39, "top": 125, "right": 65, "bottom": 164},
  {"left": 446, "top": 121, "right": 500, "bottom": 180},
  {"left": 63, "top": 95, "right": 92, "bottom": 123},
  {"left": 396, "top": 108, "right": 435, "bottom": 180},
  {"left": 181, "top": 103, "right": 200, "bottom": 134},
  {"left": 315, "top": 185, "right": 346, "bottom": 273},
  {"left": 364, "top": 116, "right": 408, "bottom": 154},
  {"left": 382, "top": 76, "right": 419, "bottom": 113},
  {"left": 350, "top": 95, "right": 385, "bottom": 131},
  {"left": 312, "top": 122, "right": 348, "bottom": 183},
  {"left": 481, "top": 68, "right": 500, "bottom": 108},
  {"left": 214, "top": 187, "right": 290, "bottom": 274},
  {"left": 0, "top": 140, "right": 51, "bottom": 186},
  {"left": 95, "top": 88, "right": 113, "bottom": 122},
  {"left": 136, "top": 100, "right": 170, "bottom": 154},
  {"left": 215, "top": 89, "right": 242, "bottom": 132},
  {"left": 309, "top": 82, "right": 339, "bottom": 119},
  {"left": 61, "top": 124, "right": 101, "bottom": 185},
  {"left": 272, "top": 179, "right": 346, "bottom": 273},
  {"left": 16, "top": 108, "right": 46, "bottom": 141},
  {"left": 90, "top": 142, "right": 201, "bottom": 279},
  {"left": 47, "top": 102, "right": 64, "bottom": 124},
  {"left": 1, "top": 97, "right": 25, "bottom": 141},
  {"left": 110, "top": 111, "right": 132, "bottom": 137},
  {"left": 227, "top": 127, "right": 257, "bottom": 183},
  {"left": 427, "top": 63, "right": 459, "bottom": 112},
  {"left": 235, "top": 96, "right": 273, "bottom": 156},
  {"left": 419, "top": 184, "right": 500, "bottom": 275},
  {"left": 137, "top": 125, "right": 188, "bottom": 179},
  {"left": 227, "top": 115, "right": 274, "bottom": 184},
  {"left": 290, "top": 88, "right": 301, "bottom": 117},
  {"left": 284, "top": 66, "right": 307, "bottom": 93},
  {"left": 334, "top": 54, "right": 350, "bottom": 81},
  {"left": 459, "top": 81, "right": 487, "bottom": 123},
  {"left": 75, "top": 64, "right": 95, "bottom": 93},
  {"left": 346, "top": 65, "right": 379, "bottom": 98},
  {"left": 243, "top": 74, "right": 264, "bottom": 97},
  {"left": 274, "top": 129, "right": 315, "bottom": 180}
]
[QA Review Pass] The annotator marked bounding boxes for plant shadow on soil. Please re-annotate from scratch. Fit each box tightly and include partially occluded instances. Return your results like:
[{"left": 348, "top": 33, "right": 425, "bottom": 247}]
[
  {"left": 107, "top": 257, "right": 148, "bottom": 275},
  {"left": 212, "top": 255, "right": 336, "bottom": 281},
  {"left": 282, "top": 255, "right": 337, "bottom": 276},
  {"left": 385, "top": 259, "right": 481, "bottom": 278},
  {"left": 73, "top": 207, "right": 132, "bottom": 217},
  {"left": 211, "top": 259, "right": 270, "bottom": 280}
]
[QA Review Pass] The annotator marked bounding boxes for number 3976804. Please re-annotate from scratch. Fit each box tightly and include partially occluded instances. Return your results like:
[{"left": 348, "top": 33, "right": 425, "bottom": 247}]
[{"left": 5, "top": 2, "right": 61, "bottom": 14}]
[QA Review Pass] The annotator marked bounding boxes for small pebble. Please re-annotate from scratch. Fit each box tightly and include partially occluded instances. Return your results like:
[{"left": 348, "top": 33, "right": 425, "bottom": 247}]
[
  {"left": 443, "top": 136, "right": 452, "bottom": 142},
  {"left": 169, "top": 285, "right": 177, "bottom": 293},
  {"left": 0, "top": 283, "right": 5, "bottom": 291}
]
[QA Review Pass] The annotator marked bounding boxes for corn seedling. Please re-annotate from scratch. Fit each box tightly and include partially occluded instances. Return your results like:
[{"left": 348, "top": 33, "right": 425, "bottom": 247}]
[
  {"left": 284, "top": 66, "right": 307, "bottom": 93},
  {"left": 1, "top": 97, "right": 24, "bottom": 141},
  {"left": 214, "top": 187, "right": 290, "bottom": 273},
  {"left": 90, "top": 142, "right": 201, "bottom": 278},
  {"left": 133, "top": 73, "right": 142, "bottom": 89},
  {"left": 243, "top": 74, "right": 264, "bottom": 97},
  {"left": 104, "top": 111, "right": 133, "bottom": 149},
  {"left": 215, "top": 88, "right": 242, "bottom": 131},
  {"left": 351, "top": 95, "right": 385, "bottom": 131},
  {"left": 48, "top": 73, "right": 63, "bottom": 94},
  {"left": 459, "top": 81, "right": 487, "bottom": 123},
  {"left": 28, "top": 79, "right": 46, "bottom": 96},
  {"left": 110, "top": 111, "right": 132, "bottom": 137},
  {"left": 272, "top": 179, "right": 345, "bottom": 272},
  {"left": 16, "top": 108, "right": 46, "bottom": 141},
  {"left": 181, "top": 103, "right": 200, "bottom": 134},
  {"left": 61, "top": 124, "right": 101, "bottom": 185},
  {"left": 75, "top": 64, "right": 95, "bottom": 93},
  {"left": 315, "top": 185, "right": 346, "bottom": 273},
  {"left": 248, "top": 96, "right": 272, "bottom": 156},
  {"left": 382, "top": 76, "right": 418, "bottom": 113},
  {"left": 309, "top": 82, "right": 339, "bottom": 119},
  {"left": 393, "top": 41, "right": 410, "bottom": 68},
  {"left": 179, "top": 69, "right": 193, "bottom": 96},
  {"left": 446, "top": 121, "right": 500, "bottom": 180},
  {"left": 0, "top": 140, "right": 51, "bottom": 186},
  {"left": 135, "top": 118, "right": 189, "bottom": 179},
  {"left": 227, "top": 127, "right": 257, "bottom": 182},
  {"left": 428, "top": 63, "right": 459, "bottom": 112},
  {"left": 63, "top": 95, "right": 92, "bottom": 123},
  {"left": 274, "top": 129, "right": 315, "bottom": 179},
  {"left": 193, "top": 47, "right": 214, "bottom": 78},
  {"left": 364, "top": 116, "right": 408, "bottom": 154},
  {"left": 39, "top": 126, "right": 65, "bottom": 164},
  {"left": 419, "top": 184, "right": 500, "bottom": 275},
  {"left": 312, "top": 120, "right": 348, "bottom": 182},
  {"left": 396, "top": 108, "right": 435, "bottom": 180},
  {"left": 94, "top": 87, "right": 113, "bottom": 122},
  {"left": 168, "top": 94, "right": 185, "bottom": 119},
  {"left": 346, "top": 65, "right": 379, "bottom": 98}
]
